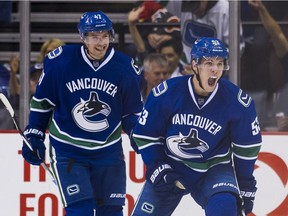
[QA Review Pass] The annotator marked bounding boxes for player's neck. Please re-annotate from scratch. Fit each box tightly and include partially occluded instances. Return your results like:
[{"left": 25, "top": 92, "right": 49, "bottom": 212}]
[
  {"left": 192, "top": 76, "right": 210, "bottom": 96},
  {"left": 85, "top": 49, "right": 104, "bottom": 68},
  {"left": 85, "top": 49, "right": 101, "bottom": 61},
  {"left": 85, "top": 48, "right": 103, "bottom": 62}
]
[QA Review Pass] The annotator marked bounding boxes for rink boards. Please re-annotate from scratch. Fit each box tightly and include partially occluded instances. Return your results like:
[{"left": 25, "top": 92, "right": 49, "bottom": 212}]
[{"left": 0, "top": 132, "right": 287, "bottom": 216}]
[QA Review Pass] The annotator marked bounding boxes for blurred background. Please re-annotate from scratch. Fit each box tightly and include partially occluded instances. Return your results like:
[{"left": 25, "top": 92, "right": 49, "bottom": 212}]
[{"left": 0, "top": 0, "right": 288, "bottom": 132}]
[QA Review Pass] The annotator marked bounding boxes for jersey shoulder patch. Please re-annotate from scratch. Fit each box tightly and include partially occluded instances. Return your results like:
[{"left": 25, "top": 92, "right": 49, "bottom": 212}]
[
  {"left": 152, "top": 81, "right": 168, "bottom": 97},
  {"left": 47, "top": 46, "right": 63, "bottom": 59},
  {"left": 237, "top": 89, "right": 252, "bottom": 107},
  {"left": 131, "top": 58, "right": 141, "bottom": 75}
]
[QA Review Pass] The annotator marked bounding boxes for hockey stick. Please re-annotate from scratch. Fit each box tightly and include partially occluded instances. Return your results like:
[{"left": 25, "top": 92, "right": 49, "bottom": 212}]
[{"left": 0, "top": 93, "right": 57, "bottom": 185}]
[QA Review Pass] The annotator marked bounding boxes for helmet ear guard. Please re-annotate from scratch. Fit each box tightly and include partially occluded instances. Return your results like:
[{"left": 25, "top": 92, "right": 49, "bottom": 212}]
[{"left": 78, "top": 11, "right": 115, "bottom": 42}]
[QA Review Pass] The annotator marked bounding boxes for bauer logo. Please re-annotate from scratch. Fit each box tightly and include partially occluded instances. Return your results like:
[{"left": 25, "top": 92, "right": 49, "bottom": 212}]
[
  {"left": 67, "top": 184, "right": 80, "bottom": 195},
  {"left": 110, "top": 193, "right": 126, "bottom": 198}
]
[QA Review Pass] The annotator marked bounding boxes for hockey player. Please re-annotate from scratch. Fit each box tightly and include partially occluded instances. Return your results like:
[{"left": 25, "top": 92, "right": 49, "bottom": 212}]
[
  {"left": 21, "top": 11, "right": 143, "bottom": 216},
  {"left": 131, "top": 37, "right": 262, "bottom": 216}
]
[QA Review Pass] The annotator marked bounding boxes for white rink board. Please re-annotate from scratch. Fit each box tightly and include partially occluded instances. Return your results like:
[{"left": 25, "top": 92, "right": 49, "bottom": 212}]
[{"left": 0, "top": 132, "right": 287, "bottom": 216}]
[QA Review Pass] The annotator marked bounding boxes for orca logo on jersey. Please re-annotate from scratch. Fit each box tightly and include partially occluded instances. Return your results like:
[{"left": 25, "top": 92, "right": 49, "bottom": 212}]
[
  {"left": 167, "top": 128, "right": 209, "bottom": 159},
  {"left": 72, "top": 91, "right": 111, "bottom": 132},
  {"left": 238, "top": 89, "right": 252, "bottom": 107},
  {"left": 47, "top": 46, "right": 63, "bottom": 59}
]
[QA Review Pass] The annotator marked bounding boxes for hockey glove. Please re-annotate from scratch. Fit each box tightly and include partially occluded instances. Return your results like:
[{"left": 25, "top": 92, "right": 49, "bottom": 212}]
[
  {"left": 146, "top": 161, "right": 186, "bottom": 197},
  {"left": 239, "top": 179, "right": 257, "bottom": 214},
  {"left": 21, "top": 126, "right": 46, "bottom": 166}
]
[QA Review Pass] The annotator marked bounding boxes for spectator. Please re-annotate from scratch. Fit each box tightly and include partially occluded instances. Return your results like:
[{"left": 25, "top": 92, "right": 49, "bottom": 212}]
[
  {"left": 248, "top": 0, "right": 288, "bottom": 69},
  {"left": 0, "top": 38, "right": 65, "bottom": 130},
  {"left": 141, "top": 53, "right": 169, "bottom": 102},
  {"left": 8, "top": 39, "right": 65, "bottom": 97},
  {"left": 165, "top": 0, "right": 245, "bottom": 63},
  {"left": 128, "top": 5, "right": 147, "bottom": 63},
  {"left": 148, "top": 8, "right": 181, "bottom": 52},
  {"left": 9, "top": 61, "right": 43, "bottom": 97},
  {"left": 0, "top": 56, "right": 18, "bottom": 98},
  {"left": 241, "top": 0, "right": 288, "bottom": 130},
  {"left": 128, "top": 3, "right": 181, "bottom": 65},
  {"left": 158, "top": 38, "right": 190, "bottom": 78},
  {"left": 128, "top": 6, "right": 189, "bottom": 77},
  {"left": 0, "top": 56, "right": 44, "bottom": 129},
  {"left": 248, "top": 0, "right": 288, "bottom": 131},
  {"left": 136, "top": 40, "right": 190, "bottom": 103},
  {"left": 0, "top": 56, "right": 19, "bottom": 129},
  {"left": 8, "top": 55, "right": 20, "bottom": 97},
  {"left": 29, "top": 63, "right": 43, "bottom": 96}
]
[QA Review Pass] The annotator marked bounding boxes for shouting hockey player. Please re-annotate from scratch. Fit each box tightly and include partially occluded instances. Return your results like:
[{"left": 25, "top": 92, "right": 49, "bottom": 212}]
[
  {"left": 21, "top": 11, "right": 143, "bottom": 216},
  {"left": 131, "top": 37, "right": 262, "bottom": 216}
]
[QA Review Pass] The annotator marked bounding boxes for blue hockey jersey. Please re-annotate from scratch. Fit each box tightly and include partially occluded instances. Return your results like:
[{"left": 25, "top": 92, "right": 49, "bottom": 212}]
[
  {"left": 133, "top": 75, "right": 262, "bottom": 181},
  {"left": 29, "top": 44, "right": 143, "bottom": 157}
]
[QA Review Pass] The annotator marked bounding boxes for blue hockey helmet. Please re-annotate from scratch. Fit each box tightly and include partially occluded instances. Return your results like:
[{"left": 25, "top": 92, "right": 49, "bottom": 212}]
[
  {"left": 78, "top": 11, "right": 115, "bottom": 40},
  {"left": 191, "top": 37, "right": 229, "bottom": 64}
]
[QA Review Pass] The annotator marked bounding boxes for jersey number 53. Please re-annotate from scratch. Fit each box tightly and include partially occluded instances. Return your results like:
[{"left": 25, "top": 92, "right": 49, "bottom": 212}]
[{"left": 139, "top": 108, "right": 149, "bottom": 125}]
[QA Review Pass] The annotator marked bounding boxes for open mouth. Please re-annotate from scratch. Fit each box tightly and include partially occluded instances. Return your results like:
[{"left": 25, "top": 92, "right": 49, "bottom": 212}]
[
  {"left": 208, "top": 76, "right": 217, "bottom": 87},
  {"left": 95, "top": 46, "right": 106, "bottom": 52}
]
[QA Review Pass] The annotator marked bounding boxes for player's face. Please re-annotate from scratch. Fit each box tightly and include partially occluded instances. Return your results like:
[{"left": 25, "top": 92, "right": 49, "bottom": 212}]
[
  {"left": 84, "top": 31, "right": 110, "bottom": 60},
  {"left": 192, "top": 57, "right": 224, "bottom": 95}
]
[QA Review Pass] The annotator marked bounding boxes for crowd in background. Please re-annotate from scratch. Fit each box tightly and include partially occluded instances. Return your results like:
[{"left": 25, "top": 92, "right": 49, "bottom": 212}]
[{"left": 0, "top": 0, "right": 288, "bottom": 131}]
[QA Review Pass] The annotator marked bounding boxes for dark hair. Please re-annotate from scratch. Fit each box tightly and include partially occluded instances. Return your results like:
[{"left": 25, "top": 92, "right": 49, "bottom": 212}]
[{"left": 158, "top": 38, "right": 183, "bottom": 56}]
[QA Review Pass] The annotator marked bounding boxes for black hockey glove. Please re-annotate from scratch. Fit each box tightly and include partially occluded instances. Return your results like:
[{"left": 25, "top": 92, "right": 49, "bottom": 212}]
[
  {"left": 146, "top": 161, "right": 186, "bottom": 197},
  {"left": 22, "top": 126, "right": 46, "bottom": 166},
  {"left": 239, "top": 179, "right": 257, "bottom": 215}
]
